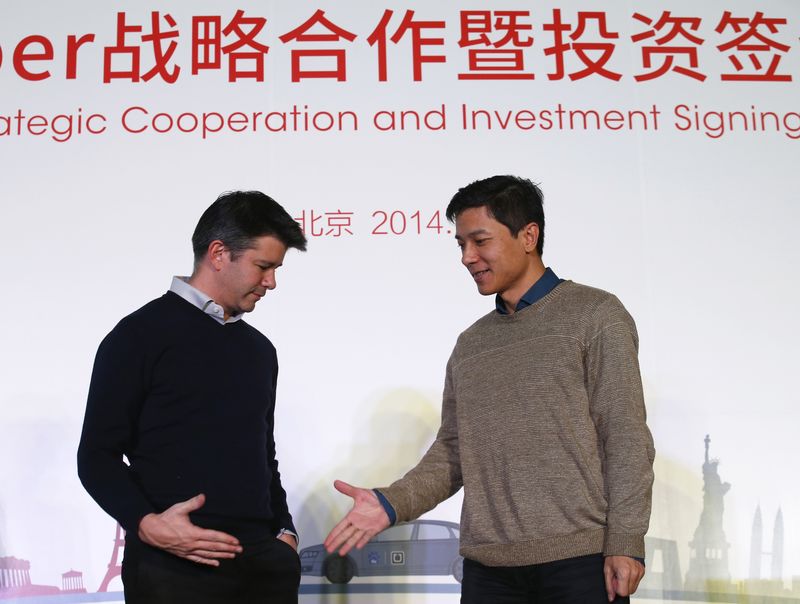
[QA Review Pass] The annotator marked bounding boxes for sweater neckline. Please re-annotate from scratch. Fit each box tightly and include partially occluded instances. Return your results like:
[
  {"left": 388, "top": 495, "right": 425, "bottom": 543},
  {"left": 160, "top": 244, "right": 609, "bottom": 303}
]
[
  {"left": 165, "top": 291, "right": 246, "bottom": 329},
  {"left": 493, "top": 280, "right": 573, "bottom": 320}
]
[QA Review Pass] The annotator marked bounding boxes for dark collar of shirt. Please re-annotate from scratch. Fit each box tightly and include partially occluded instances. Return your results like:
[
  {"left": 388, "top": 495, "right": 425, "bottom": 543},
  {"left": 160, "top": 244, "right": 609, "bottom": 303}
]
[{"left": 495, "top": 267, "right": 563, "bottom": 315}]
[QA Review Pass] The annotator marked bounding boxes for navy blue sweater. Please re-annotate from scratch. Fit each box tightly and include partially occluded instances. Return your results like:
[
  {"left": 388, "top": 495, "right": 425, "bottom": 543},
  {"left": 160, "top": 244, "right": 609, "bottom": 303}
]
[{"left": 78, "top": 292, "right": 295, "bottom": 543}]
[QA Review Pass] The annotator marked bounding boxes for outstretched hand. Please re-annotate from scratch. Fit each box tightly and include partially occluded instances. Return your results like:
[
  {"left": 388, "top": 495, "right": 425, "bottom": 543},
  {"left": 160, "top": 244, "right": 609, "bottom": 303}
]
[
  {"left": 324, "top": 480, "right": 391, "bottom": 556},
  {"left": 603, "top": 555, "right": 645, "bottom": 601},
  {"left": 138, "top": 493, "right": 243, "bottom": 566}
]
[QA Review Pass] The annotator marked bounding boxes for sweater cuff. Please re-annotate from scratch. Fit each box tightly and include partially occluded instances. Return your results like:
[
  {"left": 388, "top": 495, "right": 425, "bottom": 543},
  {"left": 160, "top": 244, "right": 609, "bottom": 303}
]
[
  {"left": 603, "top": 533, "right": 646, "bottom": 559},
  {"left": 373, "top": 489, "right": 397, "bottom": 525},
  {"left": 122, "top": 505, "right": 157, "bottom": 538},
  {"left": 605, "top": 555, "right": 646, "bottom": 566}
]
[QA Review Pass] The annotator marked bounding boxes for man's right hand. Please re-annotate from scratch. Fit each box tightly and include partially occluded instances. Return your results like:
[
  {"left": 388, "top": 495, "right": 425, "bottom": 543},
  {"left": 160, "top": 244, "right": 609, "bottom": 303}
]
[
  {"left": 323, "top": 480, "right": 391, "bottom": 556},
  {"left": 138, "top": 493, "right": 243, "bottom": 566}
]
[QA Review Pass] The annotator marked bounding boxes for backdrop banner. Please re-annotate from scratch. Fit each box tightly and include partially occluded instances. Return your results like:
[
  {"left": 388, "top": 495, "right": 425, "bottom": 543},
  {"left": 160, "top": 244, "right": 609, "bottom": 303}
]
[{"left": 1, "top": 2, "right": 798, "bottom": 602}]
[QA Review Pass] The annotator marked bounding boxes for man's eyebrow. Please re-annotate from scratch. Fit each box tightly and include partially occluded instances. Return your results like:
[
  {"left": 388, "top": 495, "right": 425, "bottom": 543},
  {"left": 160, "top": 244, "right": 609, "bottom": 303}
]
[{"left": 455, "top": 228, "right": 491, "bottom": 240}]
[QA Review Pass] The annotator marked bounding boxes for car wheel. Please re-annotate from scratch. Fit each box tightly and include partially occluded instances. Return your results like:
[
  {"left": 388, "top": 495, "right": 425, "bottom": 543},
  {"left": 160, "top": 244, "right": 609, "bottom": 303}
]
[
  {"left": 324, "top": 554, "right": 356, "bottom": 584},
  {"left": 452, "top": 556, "right": 464, "bottom": 583}
]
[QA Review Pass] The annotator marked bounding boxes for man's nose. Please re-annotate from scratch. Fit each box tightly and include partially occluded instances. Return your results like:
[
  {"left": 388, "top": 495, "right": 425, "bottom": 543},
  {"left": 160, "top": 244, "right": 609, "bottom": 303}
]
[{"left": 461, "top": 244, "right": 477, "bottom": 266}]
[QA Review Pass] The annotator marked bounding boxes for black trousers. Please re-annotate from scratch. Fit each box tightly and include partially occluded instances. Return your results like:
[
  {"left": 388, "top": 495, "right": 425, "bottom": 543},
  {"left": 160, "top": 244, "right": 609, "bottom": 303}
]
[
  {"left": 461, "top": 553, "right": 630, "bottom": 604},
  {"left": 122, "top": 537, "right": 300, "bottom": 604}
]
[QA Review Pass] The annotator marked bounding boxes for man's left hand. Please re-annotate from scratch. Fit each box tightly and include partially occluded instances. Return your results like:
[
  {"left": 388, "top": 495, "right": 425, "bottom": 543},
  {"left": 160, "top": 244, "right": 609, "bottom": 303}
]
[
  {"left": 603, "top": 556, "right": 644, "bottom": 601},
  {"left": 277, "top": 532, "right": 298, "bottom": 551}
]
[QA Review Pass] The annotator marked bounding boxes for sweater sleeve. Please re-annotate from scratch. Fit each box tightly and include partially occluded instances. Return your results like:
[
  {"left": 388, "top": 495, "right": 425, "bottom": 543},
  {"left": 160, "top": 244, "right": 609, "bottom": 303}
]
[
  {"left": 376, "top": 355, "right": 463, "bottom": 522},
  {"left": 265, "top": 366, "right": 296, "bottom": 535},
  {"left": 77, "top": 322, "right": 156, "bottom": 533},
  {"left": 585, "top": 298, "right": 655, "bottom": 558}
]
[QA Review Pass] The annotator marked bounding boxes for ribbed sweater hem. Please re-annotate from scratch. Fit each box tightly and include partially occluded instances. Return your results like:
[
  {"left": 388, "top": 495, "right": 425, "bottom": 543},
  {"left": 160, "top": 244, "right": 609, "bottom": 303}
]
[{"left": 461, "top": 528, "right": 605, "bottom": 566}]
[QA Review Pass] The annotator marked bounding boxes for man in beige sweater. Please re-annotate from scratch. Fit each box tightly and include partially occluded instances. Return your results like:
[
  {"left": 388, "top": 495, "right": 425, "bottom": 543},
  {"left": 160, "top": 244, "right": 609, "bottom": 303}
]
[{"left": 325, "top": 175, "right": 655, "bottom": 603}]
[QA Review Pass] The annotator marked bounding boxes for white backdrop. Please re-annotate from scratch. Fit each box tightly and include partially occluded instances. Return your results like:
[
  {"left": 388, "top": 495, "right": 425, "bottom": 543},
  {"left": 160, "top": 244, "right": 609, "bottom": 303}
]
[{"left": 1, "top": 2, "right": 799, "bottom": 602}]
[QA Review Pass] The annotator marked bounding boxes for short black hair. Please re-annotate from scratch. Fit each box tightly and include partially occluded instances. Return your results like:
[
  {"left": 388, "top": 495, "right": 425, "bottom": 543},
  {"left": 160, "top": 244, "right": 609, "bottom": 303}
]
[
  {"left": 192, "top": 191, "right": 307, "bottom": 264},
  {"left": 446, "top": 175, "right": 545, "bottom": 256}
]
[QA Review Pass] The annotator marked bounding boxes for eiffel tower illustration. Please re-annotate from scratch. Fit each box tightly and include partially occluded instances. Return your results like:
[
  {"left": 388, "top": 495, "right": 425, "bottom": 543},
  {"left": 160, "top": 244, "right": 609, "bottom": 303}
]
[{"left": 98, "top": 523, "right": 125, "bottom": 592}]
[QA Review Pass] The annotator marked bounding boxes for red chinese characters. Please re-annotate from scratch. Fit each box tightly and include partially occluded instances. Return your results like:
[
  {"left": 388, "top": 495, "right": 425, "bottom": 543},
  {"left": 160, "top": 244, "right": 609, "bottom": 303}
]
[
  {"left": 631, "top": 11, "right": 706, "bottom": 82},
  {"left": 8, "top": 8, "right": 797, "bottom": 85},
  {"left": 543, "top": 10, "right": 621, "bottom": 81},
  {"left": 294, "top": 210, "right": 354, "bottom": 237},
  {"left": 324, "top": 210, "right": 354, "bottom": 237},
  {"left": 294, "top": 210, "right": 323, "bottom": 237},
  {"left": 458, "top": 10, "right": 534, "bottom": 80},
  {"left": 279, "top": 10, "right": 357, "bottom": 82},
  {"left": 367, "top": 10, "right": 446, "bottom": 81},
  {"left": 104, "top": 12, "right": 180, "bottom": 83},
  {"left": 192, "top": 10, "right": 270, "bottom": 81},
  {"left": 715, "top": 11, "right": 792, "bottom": 81}
]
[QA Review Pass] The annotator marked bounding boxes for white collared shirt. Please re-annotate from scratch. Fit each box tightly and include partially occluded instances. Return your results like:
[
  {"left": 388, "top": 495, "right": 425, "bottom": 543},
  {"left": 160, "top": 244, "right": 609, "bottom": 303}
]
[{"left": 169, "top": 276, "right": 243, "bottom": 325}]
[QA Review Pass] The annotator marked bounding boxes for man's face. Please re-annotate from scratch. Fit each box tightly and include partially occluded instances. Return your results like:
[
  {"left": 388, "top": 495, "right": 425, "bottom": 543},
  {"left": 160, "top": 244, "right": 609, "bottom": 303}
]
[
  {"left": 215, "top": 235, "right": 287, "bottom": 318},
  {"left": 455, "top": 206, "right": 537, "bottom": 302}
]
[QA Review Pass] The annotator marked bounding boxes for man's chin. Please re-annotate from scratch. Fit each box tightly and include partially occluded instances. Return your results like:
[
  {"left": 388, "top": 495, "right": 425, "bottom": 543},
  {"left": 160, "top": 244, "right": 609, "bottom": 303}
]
[{"left": 231, "top": 303, "right": 253, "bottom": 316}]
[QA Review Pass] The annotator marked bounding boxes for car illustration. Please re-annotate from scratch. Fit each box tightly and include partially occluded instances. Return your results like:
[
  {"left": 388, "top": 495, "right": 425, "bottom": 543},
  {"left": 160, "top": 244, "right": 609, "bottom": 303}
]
[{"left": 299, "top": 519, "right": 464, "bottom": 584}]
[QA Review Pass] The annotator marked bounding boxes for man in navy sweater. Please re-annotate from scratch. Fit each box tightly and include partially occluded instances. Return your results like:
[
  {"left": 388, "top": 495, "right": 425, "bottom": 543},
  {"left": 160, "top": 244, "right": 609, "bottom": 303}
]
[{"left": 78, "top": 191, "right": 307, "bottom": 603}]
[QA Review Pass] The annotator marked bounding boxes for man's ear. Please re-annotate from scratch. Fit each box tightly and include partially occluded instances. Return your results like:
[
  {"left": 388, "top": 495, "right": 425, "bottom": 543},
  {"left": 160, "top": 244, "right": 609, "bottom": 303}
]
[
  {"left": 521, "top": 222, "right": 539, "bottom": 254},
  {"left": 207, "top": 240, "right": 227, "bottom": 270}
]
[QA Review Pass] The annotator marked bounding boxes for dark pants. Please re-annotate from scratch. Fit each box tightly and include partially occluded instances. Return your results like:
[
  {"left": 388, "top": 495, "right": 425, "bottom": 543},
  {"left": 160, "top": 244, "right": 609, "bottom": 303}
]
[
  {"left": 461, "top": 553, "right": 630, "bottom": 604},
  {"left": 122, "top": 536, "right": 300, "bottom": 604}
]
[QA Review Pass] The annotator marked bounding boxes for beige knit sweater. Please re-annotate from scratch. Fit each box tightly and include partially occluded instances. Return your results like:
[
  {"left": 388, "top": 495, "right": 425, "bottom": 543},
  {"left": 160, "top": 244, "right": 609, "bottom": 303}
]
[{"left": 378, "top": 281, "right": 655, "bottom": 566}]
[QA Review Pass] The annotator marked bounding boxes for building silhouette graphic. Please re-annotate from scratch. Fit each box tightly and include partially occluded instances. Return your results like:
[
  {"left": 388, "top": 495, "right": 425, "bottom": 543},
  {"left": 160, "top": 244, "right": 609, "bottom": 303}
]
[
  {"left": 637, "top": 434, "right": 800, "bottom": 602},
  {"left": 0, "top": 556, "right": 60, "bottom": 598},
  {"left": 641, "top": 537, "right": 682, "bottom": 594},
  {"left": 684, "top": 434, "right": 732, "bottom": 592},
  {"left": 750, "top": 505, "right": 763, "bottom": 579},
  {"left": 61, "top": 570, "right": 87, "bottom": 594},
  {"left": 772, "top": 508, "right": 784, "bottom": 581},
  {"left": 98, "top": 522, "right": 125, "bottom": 592},
  {"left": 3, "top": 433, "right": 799, "bottom": 602},
  {"left": 750, "top": 505, "right": 785, "bottom": 582}
]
